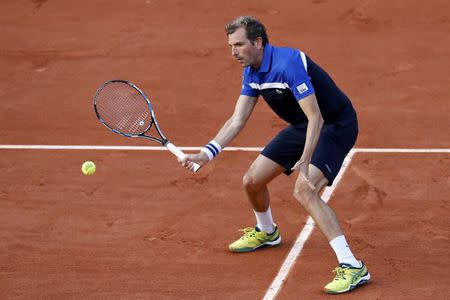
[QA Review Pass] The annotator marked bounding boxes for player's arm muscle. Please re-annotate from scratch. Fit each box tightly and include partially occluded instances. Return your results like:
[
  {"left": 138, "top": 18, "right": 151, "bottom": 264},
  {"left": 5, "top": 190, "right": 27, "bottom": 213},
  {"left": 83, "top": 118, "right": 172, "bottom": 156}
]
[
  {"left": 299, "top": 93, "right": 323, "bottom": 163},
  {"left": 213, "top": 94, "right": 258, "bottom": 147}
]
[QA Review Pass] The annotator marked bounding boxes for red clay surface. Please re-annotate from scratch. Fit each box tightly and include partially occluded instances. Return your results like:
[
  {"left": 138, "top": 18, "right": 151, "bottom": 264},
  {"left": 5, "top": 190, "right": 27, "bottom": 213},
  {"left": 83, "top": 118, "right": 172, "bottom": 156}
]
[
  {"left": 1, "top": 0, "right": 449, "bottom": 299},
  {"left": 1, "top": 150, "right": 305, "bottom": 299},
  {"left": 278, "top": 153, "right": 450, "bottom": 299}
]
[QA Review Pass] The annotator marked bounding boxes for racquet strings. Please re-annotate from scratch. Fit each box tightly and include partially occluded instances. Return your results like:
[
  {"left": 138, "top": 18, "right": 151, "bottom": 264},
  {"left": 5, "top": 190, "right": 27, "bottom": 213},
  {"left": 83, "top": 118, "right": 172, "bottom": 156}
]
[{"left": 95, "top": 82, "right": 153, "bottom": 135}]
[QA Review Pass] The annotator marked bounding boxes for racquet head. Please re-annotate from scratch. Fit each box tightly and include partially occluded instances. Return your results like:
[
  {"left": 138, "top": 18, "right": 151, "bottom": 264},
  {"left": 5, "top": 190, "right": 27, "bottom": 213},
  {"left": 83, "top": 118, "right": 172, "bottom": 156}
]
[
  {"left": 94, "top": 80, "right": 154, "bottom": 137},
  {"left": 93, "top": 79, "right": 201, "bottom": 172}
]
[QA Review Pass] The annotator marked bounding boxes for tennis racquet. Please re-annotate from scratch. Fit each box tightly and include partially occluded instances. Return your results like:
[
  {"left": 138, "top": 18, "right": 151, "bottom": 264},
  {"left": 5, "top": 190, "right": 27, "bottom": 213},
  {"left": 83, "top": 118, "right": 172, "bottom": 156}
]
[{"left": 93, "top": 79, "right": 200, "bottom": 172}]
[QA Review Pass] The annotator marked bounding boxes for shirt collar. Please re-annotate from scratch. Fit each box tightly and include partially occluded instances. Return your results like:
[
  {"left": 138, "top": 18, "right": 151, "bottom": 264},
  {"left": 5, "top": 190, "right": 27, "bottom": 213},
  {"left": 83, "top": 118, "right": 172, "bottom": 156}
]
[{"left": 251, "top": 43, "right": 273, "bottom": 73}]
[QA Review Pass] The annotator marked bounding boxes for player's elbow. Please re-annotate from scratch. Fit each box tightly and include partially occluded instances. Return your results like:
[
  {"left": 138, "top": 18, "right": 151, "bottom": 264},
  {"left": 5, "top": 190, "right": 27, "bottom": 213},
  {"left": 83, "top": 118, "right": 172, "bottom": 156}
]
[
  {"left": 317, "top": 114, "right": 324, "bottom": 127},
  {"left": 311, "top": 113, "right": 324, "bottom": 128}
]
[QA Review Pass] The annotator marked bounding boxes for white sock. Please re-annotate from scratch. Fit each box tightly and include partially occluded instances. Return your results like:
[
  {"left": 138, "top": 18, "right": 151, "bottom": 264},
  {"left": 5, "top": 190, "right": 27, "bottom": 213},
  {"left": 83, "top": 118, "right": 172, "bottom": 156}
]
[
  {"left": 329, "top": 235, "right": 361, "bottom": 268},
  {"left": 253, "top": 207, "right": 275, "bottom": 234}
]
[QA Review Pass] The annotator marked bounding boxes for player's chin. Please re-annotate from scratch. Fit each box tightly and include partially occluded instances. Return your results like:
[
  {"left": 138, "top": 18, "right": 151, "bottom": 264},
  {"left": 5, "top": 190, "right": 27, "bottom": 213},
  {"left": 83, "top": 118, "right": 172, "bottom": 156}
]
[{"left": 239, "top": 61, "right": 249, "bottom": 68}]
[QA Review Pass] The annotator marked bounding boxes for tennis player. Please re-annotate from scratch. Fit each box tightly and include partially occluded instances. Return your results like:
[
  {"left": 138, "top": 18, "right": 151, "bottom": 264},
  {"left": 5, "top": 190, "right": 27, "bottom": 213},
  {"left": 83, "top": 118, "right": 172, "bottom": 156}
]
[{"left": 181, "top": 16, "right": 370, "bottom": 294}]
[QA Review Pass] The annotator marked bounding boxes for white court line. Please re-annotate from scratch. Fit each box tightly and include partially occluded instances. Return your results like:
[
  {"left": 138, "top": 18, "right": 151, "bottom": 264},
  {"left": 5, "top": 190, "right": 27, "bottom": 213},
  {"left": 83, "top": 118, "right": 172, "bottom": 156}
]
[
  {"left": 354, "top": 148, "right": 450, "bottom": 153},
  {"left": 0, "top": 145, "right": 262, "bottom": 151},
  {"left": 263, "top": 146, "right": 449, "bottom": 299},
  {"left": 0, "top": 145, "right": 449, "bottom": 153},
  {"left": 0, "top": 144, "right": 449, "bottom": 298}
]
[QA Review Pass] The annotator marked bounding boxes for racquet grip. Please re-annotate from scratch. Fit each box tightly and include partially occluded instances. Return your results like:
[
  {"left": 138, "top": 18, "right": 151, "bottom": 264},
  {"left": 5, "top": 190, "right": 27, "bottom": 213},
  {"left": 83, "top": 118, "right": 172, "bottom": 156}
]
[{"left": 165, "top": 142, "right": 200, "bottom": 172}]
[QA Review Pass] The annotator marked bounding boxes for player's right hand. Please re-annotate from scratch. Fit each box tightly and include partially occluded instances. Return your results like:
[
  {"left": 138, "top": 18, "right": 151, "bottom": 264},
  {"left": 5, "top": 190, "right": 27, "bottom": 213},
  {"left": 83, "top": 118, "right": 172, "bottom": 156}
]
[{"left": 179, "top": 152, "right": 209, "bottom": 172}]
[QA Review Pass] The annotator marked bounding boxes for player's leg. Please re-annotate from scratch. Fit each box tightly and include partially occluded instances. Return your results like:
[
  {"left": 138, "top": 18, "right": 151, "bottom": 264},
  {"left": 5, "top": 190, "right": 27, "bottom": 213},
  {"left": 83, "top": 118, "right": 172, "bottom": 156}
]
[
  {"left": 229, "top": 155, "right": 284, "bottom": 253},
  {"left": 243, "top": 153, "right": 285, "bottom": 220},
  {"left": 229, "top": 124, "right": 304, "bottom": 253},
  {"left": 294, "top": 164, "right": 361, "bottom": 262},
  {"left": 293, "top": 120, "right": 370, "bottom": 293},
  {"left": 293, "top": 164, "right": 344, "bottom": 241}
]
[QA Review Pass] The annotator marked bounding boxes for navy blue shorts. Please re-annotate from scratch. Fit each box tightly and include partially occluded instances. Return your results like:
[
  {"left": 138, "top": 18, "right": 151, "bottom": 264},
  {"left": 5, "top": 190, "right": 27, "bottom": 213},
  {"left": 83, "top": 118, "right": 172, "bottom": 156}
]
[{"left": 261, "top": 119, "right": 358, "bottom": 186}]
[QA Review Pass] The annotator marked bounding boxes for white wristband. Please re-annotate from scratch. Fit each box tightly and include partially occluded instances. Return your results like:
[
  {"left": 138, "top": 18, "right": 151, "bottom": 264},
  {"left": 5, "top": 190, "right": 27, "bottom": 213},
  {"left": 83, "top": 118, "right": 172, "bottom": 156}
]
[{"left": 201, "top": 140, "right": 222, "bottom": 161}]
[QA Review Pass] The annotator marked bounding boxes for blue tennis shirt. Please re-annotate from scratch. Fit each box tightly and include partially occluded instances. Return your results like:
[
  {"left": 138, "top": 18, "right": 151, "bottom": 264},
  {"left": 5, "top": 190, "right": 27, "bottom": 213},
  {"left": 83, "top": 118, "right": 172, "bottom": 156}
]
[{"left": 241, "top": 44, "right": 356, "bottom": 125}]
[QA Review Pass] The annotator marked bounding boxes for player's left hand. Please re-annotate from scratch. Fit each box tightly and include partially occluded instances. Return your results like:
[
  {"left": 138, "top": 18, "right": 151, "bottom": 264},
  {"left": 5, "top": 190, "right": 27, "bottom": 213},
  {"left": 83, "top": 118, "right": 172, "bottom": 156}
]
[
  {"left": 291, "top": 158, "right": 309, "bottom": 175},
  {"left": 292, "top": 159, "right": 316, "bottom": 191}
]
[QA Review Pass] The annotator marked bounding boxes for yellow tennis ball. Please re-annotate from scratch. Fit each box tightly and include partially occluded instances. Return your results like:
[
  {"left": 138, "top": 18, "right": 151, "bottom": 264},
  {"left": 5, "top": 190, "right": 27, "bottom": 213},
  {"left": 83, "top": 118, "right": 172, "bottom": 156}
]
[{"left": 81, "top": 161, "right": 96, "bottom": 176}]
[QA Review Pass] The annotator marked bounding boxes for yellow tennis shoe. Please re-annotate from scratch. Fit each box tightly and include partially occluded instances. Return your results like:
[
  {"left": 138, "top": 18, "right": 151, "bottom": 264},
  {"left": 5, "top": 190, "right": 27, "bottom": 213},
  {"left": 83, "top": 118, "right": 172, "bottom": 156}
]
[
  {"left": 229, "top": 225, "right": 281, "bottom": 253},
  {"left": 324, "top": 261, "right": 370, "bottom": 294}
]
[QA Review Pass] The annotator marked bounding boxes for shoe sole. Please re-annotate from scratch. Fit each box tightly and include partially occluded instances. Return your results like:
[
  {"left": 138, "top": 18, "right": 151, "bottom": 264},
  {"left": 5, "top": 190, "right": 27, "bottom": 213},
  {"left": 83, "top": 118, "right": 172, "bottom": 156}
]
[
  {"left": 325, "top": 272, "right": 371, "bottom": 294},
  {"left": 229, "top": 235, "right": 281, "bottom": 253}
]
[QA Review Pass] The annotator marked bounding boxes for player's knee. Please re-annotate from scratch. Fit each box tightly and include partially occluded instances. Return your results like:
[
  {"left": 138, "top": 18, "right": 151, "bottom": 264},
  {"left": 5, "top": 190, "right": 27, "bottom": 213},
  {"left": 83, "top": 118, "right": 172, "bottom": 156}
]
[
  {"left": 293, "top": 181, "right": 314, "bottom": 209},
  {"left": 243, "top": 172, "right": 262, "bottom": 192}
]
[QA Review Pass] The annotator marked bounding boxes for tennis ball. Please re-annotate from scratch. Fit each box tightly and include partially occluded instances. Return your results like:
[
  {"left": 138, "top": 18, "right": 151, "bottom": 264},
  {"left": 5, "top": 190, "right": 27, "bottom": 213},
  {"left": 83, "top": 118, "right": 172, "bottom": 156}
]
[{"left": 81, "top": 161, "right": 96, "bottom": 176}]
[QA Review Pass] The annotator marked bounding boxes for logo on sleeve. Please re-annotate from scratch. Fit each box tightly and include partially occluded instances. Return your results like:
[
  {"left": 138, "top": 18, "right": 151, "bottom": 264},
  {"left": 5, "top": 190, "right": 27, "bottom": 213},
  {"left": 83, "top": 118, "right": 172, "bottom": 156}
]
[{"left": 296, "top": 83, "right": 308, "bottom": 94}]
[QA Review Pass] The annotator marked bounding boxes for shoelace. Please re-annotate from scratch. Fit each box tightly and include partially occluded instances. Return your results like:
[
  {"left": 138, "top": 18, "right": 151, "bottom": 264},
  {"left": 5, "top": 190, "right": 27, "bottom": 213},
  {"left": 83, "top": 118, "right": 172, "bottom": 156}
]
[
  {"left": 332, "top": 267, "right": 347, "bottom": 280},
  {"left": 239, "top": 227, "right": 257, "bottom": 240}
]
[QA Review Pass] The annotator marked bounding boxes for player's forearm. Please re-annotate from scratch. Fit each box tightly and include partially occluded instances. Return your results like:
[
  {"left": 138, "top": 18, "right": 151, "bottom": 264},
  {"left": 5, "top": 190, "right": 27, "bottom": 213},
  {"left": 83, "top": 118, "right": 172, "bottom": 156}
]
[
  {"left": 203, "top": 95, "right": 257, "bottom": 154},
  {"left": 302, "top": 114, "right": 323, "bottom": 162},
  {"left": 213, "top": 117, "right": 246, "bottom": 148}
]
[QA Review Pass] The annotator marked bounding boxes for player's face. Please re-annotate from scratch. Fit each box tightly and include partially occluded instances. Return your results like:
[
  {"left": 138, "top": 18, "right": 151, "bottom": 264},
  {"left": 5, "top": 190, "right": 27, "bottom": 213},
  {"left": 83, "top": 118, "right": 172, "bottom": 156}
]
[{"left": 228, "top": 27, "right": 263, "bottom": 68}]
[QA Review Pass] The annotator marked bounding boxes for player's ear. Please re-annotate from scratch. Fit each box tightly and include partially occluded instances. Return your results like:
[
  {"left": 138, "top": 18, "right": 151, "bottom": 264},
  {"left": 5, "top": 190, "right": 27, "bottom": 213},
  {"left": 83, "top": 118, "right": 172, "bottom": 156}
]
[{"left": 255, "top": 37, "right": 264, "bottom": 49}]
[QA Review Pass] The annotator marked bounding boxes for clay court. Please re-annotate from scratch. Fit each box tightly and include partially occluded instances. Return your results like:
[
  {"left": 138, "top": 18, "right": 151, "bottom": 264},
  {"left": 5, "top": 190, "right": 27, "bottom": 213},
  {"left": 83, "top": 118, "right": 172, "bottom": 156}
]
[{"left": 1, "top": 0, "right": 449, "bottom": 299}]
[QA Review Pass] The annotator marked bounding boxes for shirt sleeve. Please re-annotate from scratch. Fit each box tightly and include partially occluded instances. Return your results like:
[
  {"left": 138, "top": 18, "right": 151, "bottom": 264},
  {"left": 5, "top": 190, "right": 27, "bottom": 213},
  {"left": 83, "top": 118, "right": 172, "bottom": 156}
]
[
  {"left": 240, "top": 69, "right": 259, "bottom": 97},
  {"left": 284, "top": 51, "right": 315, "bottom": 101}
]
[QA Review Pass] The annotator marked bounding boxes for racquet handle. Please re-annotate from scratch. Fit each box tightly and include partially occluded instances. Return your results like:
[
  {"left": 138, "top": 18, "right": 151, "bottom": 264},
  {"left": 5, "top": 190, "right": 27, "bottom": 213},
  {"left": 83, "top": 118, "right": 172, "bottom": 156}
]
[{"left": 165, "top": 142, "right": 201, "bottom": 172}]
